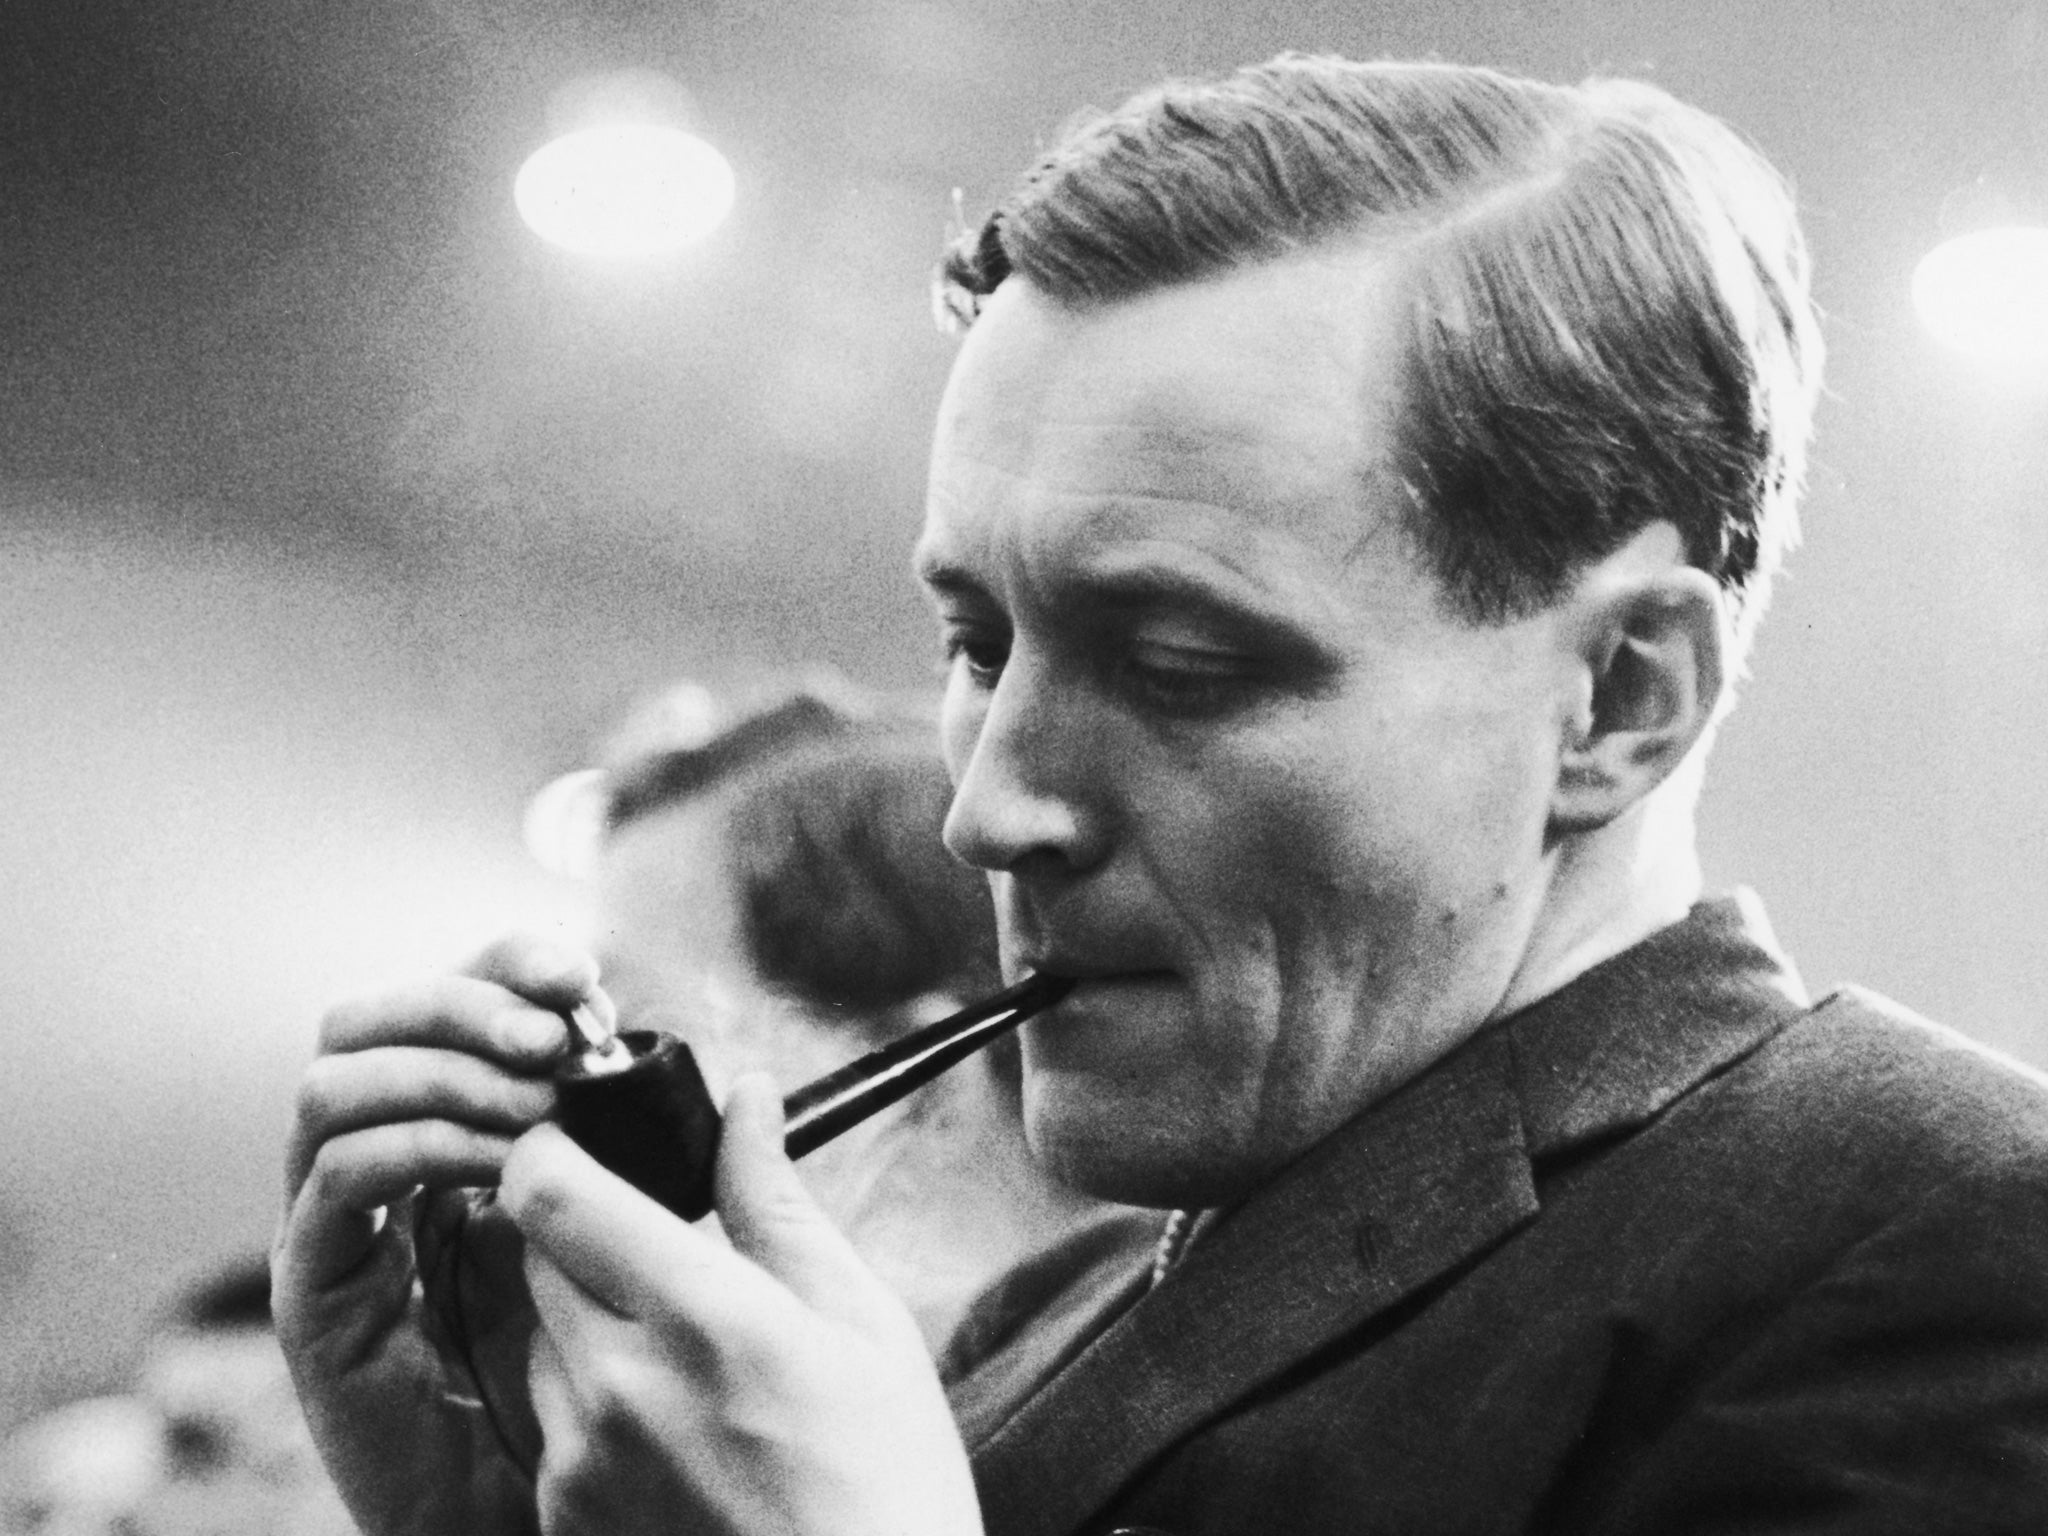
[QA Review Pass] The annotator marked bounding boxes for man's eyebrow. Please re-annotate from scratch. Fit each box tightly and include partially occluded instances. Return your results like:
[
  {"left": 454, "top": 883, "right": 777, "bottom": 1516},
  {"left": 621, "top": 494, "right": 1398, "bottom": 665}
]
[
  {"left": 1066, "top": 564, "right": 1264, "bottom": 615},
  {"left": 916, "top": 547, "right": 1339, "bottom": 648},
  {"left": 1058, "top": 563, "right": 1334, "bottom": 645},
  {"left": 912, "top": 554, "right": 988, "bottom": 601}
]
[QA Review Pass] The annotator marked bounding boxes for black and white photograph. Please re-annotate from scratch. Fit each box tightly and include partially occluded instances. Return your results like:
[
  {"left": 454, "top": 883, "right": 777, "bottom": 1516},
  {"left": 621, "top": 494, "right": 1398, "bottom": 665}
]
[{"left": 3, "top": 2, "right": 2046, "bottom": 1531}]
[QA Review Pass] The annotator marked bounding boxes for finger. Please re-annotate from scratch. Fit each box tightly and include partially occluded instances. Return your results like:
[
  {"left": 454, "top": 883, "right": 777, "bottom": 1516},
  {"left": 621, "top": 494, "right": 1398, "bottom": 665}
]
[
  {"left": 523, "top": 1248, "right": 696, "bottom": 1536},
  {"left": 500, "top": 1123, "right": 754, "bottom": 1330},
  {"left": 715, "top": 1074, "right": 893, "bottom": 1327},
  {"left": 527, "top": 1320, "right": 585, "bottom": 1454},
  {"left": 523, "top": 1245, "right": 639, "bottom": 1378},
  {"left": 319, "top": 974, "right": 569, "bottom": 1069},
  {"left": 285, "top": 1119, "right": 520, "bottom": 1284},
  {"left": 528, "top": 1323, "right": 603, "bottom": 1536},
  {"left": 270, "top": 1197, "right": 421, "bottom": 1369},
  {"left": 286, "top": 1046, "right": 557, "bottom": 1197},
  {"left": 440, "top": 1193, "right": 539, "bottom": 1326},
  {"left": 464, "top": 934, "right": 604, "bottom": 1014}
]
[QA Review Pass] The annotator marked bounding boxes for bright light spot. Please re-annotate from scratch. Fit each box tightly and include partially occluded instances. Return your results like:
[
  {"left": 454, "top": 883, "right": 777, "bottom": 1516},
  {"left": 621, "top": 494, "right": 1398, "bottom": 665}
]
[
  {"left": 523, "top": 767, "right": 610, "bottom": 880},
  {"left": 515, "top": 125, "right": 735, "bottom": 257},
  {"left": 1912, "top": 226, "right": 2048, "bottom": 369}
]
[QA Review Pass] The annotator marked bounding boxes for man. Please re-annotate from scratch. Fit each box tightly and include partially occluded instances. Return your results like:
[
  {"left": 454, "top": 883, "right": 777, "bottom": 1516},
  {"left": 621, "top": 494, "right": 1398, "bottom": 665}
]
[{"left": 274, "top": 54, "right": 2048, "bottom": 1536}]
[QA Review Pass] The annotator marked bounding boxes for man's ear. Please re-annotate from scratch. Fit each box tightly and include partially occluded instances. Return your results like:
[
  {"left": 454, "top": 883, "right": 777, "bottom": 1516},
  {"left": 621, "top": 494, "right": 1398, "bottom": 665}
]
[{"left": 1551, "top": 560, "right": 1727, "bottom": 835}]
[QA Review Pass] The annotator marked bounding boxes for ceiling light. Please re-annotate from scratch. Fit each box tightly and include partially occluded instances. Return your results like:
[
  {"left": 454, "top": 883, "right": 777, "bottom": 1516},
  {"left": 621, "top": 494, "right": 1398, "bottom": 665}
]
[
  {"left": 1912, "top": 224, "right": 2048, "bottom": 370},
  {"left": 515, "top": 124, "right": 735, "bottom": 258}
]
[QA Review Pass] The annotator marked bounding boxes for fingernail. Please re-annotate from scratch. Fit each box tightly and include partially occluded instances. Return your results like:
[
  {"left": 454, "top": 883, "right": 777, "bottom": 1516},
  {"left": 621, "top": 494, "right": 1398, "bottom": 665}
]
[{"left": 511, "top": 1008, "right": 567, "bottom": 1055}]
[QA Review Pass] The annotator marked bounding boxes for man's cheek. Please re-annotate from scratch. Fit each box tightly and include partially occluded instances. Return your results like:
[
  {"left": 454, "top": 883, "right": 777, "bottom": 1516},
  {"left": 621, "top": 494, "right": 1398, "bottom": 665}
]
[
  {"left": 1215, "top": 773, "right": 1396, "bottom": 907},
  {"left": 938, "top": 681, "right": 986, "bottom": 785}
]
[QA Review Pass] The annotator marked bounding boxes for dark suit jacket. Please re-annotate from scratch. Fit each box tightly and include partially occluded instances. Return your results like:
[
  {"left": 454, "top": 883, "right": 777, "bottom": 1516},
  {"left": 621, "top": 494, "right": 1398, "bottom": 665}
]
[{"left": 959, "top": 895, "right": 2048, "bottom": 1534}]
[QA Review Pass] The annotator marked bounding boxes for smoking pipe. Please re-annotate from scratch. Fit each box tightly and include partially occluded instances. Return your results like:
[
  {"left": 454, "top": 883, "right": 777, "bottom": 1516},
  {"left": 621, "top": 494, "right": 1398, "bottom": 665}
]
[{"left": 553, "top": 971, "right": 1075, "bottom": 1220}]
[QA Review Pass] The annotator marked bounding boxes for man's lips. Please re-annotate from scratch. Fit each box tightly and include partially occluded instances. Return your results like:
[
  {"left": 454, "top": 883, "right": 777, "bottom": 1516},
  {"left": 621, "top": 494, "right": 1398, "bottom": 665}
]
[
  {"left": 1016, "top": 958, "right": 1177, "bottom": 989},
  {"left": 1011, "top": 968, "right": 1180, "bottom": 1057}
]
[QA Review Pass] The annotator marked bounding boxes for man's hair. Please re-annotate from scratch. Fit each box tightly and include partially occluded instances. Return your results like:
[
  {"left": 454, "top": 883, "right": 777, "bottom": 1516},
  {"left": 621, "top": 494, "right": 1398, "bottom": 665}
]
[
  {"left": 169, "top": 1253, "right": 273, "bottom": 1331},
  {"left": 936, "top": 55, "right": 1823, "bottom": 657},
  {"left": 604, "top": 686, "right": 1002, "bottom": 1017}
]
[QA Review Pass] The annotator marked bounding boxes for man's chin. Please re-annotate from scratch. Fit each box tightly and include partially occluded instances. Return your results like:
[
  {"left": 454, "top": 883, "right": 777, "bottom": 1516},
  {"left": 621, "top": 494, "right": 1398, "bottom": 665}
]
[{"left": 1021, "top": 1089, "right": 1249, "bottom": 1210}]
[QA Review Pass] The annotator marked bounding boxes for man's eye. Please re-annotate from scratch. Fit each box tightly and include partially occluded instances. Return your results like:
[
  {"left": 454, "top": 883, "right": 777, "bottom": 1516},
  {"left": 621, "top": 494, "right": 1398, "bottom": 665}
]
[
  {"left": 1116, "top": 647, "right": 1260, "bottom": 716},
  {"left": 943, "top": 631, "right": 1009, "bottom": 687}
]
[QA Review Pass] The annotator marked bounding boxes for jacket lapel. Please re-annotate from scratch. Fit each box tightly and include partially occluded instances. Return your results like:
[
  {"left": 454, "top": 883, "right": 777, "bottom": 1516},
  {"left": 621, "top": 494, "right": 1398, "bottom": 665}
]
[{"left": 972, "top": 1027, "right": 1540, "bottom": 1536}]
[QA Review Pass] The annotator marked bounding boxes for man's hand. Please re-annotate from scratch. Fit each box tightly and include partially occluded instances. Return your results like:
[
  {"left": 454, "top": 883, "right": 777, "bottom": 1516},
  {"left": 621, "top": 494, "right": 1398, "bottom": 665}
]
[
  {"left": 502, "top": 1075, "right": 985, "bottom": 1536},
  {"left": 271, "top": 937, "right": 602, "bottom": 1536}
]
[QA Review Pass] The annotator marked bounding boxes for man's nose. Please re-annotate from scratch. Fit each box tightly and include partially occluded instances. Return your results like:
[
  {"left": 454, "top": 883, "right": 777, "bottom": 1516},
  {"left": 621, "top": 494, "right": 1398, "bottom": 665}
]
[{"left": 943, "top": 659, "right": 1109, "bottom": 877}]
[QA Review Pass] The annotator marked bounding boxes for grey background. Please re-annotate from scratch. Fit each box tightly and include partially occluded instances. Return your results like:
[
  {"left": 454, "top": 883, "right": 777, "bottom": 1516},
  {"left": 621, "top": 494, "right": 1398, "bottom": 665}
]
[{"left": 2, "top": 0, "right": 2045, "bottom": 1425}]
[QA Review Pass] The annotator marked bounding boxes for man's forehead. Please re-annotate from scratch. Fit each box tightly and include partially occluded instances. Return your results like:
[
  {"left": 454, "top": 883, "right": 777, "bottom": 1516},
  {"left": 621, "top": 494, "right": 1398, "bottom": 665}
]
[
  {"left": 918, "top": 261, "right": 1415, "bottom": 605},
  {"left": 938, "top": 263, "right": 1401, "bottom": 453},
  {"left": 924, "top": 425, "right": 1332, "bottom": 543}
]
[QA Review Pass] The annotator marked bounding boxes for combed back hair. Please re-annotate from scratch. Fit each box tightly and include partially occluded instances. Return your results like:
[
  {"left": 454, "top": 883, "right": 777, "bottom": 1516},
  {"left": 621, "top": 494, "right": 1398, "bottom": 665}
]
[
  {"left": 935, "top": 54, "right": 1823, "bottom": 659},
  {"left": 604, "top": 687, "right": 1002, "bottom": 1017}
]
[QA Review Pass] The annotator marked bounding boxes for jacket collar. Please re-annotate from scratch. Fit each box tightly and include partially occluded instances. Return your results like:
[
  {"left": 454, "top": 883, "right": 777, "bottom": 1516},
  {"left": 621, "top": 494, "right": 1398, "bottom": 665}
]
[
  {"left": 1507, "top": 887, "right": 1807, "bottom": 1158},
  {"left": 970, "top": 892, "right": 1807, "bottom": 1536}
]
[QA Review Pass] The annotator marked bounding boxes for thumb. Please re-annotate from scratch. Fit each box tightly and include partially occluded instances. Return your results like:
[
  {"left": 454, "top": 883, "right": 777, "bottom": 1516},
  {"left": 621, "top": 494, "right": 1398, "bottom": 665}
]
[{"left": 715, "top": 1074, "right": 904, "bottom": 1329}]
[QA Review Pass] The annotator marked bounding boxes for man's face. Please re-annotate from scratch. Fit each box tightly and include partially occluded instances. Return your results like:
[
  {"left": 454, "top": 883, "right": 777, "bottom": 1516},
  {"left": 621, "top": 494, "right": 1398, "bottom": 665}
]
[{"left": 915, "top": 253, "right": 1581, "bottom": 1207}]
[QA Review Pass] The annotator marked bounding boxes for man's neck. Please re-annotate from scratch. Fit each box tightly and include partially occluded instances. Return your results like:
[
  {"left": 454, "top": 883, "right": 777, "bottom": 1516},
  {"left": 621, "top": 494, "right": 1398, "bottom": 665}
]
[{"left": 1493, "top": 780, "right": 1705, "bottom": 1024}]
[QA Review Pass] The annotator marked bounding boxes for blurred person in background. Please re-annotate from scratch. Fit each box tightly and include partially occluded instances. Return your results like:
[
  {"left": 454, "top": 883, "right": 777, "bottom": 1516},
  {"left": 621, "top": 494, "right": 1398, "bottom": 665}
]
[{"left": 0, "top": 1255, "right": 353, "bottom": 1536}]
